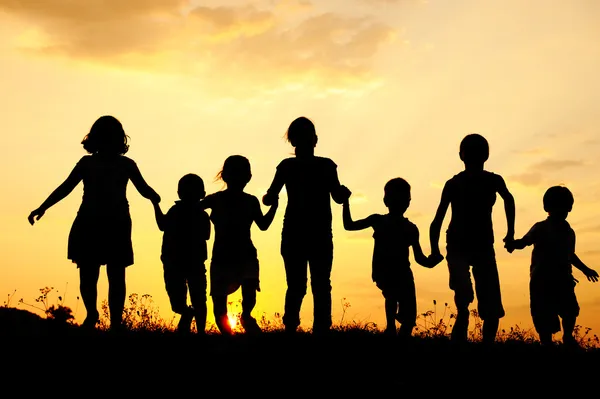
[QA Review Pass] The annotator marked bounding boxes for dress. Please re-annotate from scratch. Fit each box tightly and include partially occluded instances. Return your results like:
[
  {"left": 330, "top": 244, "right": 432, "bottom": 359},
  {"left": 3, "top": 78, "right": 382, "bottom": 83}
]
[
  {"left": 67, "top": 154, "right": 139, "bottom": 267},
  {"left": 203, "top": 190, "right": 261, "bottom": 296}
]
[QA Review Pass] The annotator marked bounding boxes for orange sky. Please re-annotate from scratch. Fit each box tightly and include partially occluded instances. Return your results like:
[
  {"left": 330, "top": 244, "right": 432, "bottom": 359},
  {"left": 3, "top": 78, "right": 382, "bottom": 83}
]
[{"left": 1, "top": 0, "right": 599, "bottom": 336}]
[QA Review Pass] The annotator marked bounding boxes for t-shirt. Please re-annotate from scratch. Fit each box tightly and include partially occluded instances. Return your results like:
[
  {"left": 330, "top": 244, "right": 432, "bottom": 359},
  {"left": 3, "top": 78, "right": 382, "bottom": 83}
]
[
  {"left": 522, "top": 218, "right": 575, "bottom": 281},
  {"left": 444, "top": 170, "right": 506, "bottom": 248},
  {"left": 203, "top": 190, "right": 261, "bottom": 263},
  {"left": 268, "top": 156, "right": 340, "bottom": 238},
  {"left": 368, "top": 214, "right": 418, "bottom": 283},
  {"left": 160, "top": 200, "right": 210, "bottom": 264}
]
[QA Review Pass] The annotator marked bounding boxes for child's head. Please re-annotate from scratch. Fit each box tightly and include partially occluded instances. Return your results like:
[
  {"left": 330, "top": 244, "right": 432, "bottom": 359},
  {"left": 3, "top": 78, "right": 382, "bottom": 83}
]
[
  {"left": 177, "top": 174, "right": 205, "bottom": 202},
  {"left": 82, "top": 115, "right": 130, "bottom": 155},
  {"left": 459, "top": 134, "right": 489, "bottom": 167},
  {"left": 217, "top": 155, "right": 252, "bottom": 190},
  {"left": 383, "top": 178, "right": 411, "bottom": 213},
  {"left": 543, "top": 185, "right": 573, "bottom": 218},
  {"left": 285, "top": 116, "right": 318, "bottom": 149}
]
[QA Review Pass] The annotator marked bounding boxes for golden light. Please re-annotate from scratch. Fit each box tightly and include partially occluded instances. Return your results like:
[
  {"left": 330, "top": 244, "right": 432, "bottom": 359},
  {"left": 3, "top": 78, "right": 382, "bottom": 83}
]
[{"left": 228, "top": 314, "right": 237, "bottom": 330}]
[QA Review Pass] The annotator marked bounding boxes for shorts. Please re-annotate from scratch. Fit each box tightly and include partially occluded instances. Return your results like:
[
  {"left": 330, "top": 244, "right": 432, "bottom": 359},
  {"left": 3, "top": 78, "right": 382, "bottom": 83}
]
[
  {"left": 530, "top": 275, "right": 580, "bottom": 334},
  {"left": 210, "top": 258, "right": 260, "bottom": 297},
  {"left": 446, "top": 245, "right": 505, "bottom": 320},
  {"left": 375, "top": 274, "right": 417, "bottom": 326},
  {"left": 163, "top": 261, "right": 207, "bottom": 314}
]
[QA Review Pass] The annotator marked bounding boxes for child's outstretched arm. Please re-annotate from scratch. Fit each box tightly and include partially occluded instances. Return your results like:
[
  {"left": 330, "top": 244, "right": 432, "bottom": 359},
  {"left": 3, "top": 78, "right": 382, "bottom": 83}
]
[
  {"left": 429, "top": 182, "right": 451, "bottom": 257},
  {"left": 496, "top": 175, "right": 515, "bottom": 244},
  {"left": 572, "top": 253, "right": 599, "bottom": 283},
  {"left": 28, "top": 161, "right": 84, "bottom": 225},
  {"left": 129, "top": 161, "right": 161, "bottom": 203},
  {"left": 342, "top": 200, "right": 373, "bottom": 231},
  {"left": 255, "top": 197, "right": 279, "bottom": 231},
  {"left": 152, "top": 202, "right": 166, "bottom": 231}
]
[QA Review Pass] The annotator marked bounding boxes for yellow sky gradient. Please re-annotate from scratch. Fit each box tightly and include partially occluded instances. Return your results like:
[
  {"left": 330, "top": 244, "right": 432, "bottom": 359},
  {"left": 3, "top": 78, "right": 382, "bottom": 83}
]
[{"left": 1, "top": 0, "right": 599, "bottom": 335}]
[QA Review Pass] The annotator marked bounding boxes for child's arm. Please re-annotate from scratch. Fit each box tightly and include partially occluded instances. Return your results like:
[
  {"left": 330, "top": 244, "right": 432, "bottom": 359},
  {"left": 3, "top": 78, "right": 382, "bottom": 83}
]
[
  {"left": 496, "top": 175, "right": 516, "bottom": 244},
  {"left": 152, "top": 202, "right": 166, "bottom": 231},
  {"left": 263, "top": 168, "right": 284, "bottom": 206},
  {"left": 342, "top": 200, "right": 374, "bottom": 231},
  {"left": 572, "top": 253, "right": 599, "bottom": 282},
  {"left": 505, "top": 224, "right": 537, "bottom": 253},
  {"left": 429, "top": 182, "right": 451, "bottom": 257},
  {"left": 411, "top": 226, "right": 442, "bottom": 268},
  {"left": 255, "top": 197, "right": 279, "bottom": 231},
  {"left": 28, "top": 160, "right": 84, "bottom": 225},
  {"left": 129, "top": 160, "right": 161, "bottom": 204}
]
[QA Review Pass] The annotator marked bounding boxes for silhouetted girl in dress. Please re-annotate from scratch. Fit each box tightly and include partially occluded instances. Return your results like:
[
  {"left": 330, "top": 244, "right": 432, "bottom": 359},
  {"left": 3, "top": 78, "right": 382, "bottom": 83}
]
[
  {"left": 202, "top": 155, "right": 278, "bottom": 335},
  {"left": 28, "top": 115, "right": 160, "bottom": 331}
]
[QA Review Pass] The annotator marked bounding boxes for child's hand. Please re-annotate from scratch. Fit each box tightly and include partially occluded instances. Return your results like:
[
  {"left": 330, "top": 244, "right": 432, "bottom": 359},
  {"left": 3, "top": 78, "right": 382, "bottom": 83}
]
[
  {"left": 583, "top": 267, "right": 599, "bottom": 283},
  {"left": 28, "top": 208, "right": 45, "bottom": 225},
  {"left": 504, "top": 239, "right": 516, "bottom": 253},
  {"left": 270, "top": 196, "right": 279, "bottom": 207},
  {"left": 339, "top": 185, "right": 352, "bottom": 202}
]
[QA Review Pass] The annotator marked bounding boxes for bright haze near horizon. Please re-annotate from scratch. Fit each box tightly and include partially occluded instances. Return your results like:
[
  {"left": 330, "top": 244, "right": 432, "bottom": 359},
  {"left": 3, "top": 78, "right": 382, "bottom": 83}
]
[{"left": 1, "top": 0, "right": 599, "bottom": 336}]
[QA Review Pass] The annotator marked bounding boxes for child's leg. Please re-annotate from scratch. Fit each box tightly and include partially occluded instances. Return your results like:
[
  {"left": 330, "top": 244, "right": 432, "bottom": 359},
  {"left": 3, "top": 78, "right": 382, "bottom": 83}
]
[
  {"left": 397, "top": 281, "right": 417, "bottom": 340},
  {"left": 472, "top": 251, "right": 505, "bottom": 344},
  {"left": 561, "top": 316, "right": 577, "bottom": 344},
  {"left": 447, "top": 251, "right": 473, "bottom": 342},
  {"left": 187, "top": 268, "right": 207, "bottom": 335},
  {"left": 384, "top": 298, "right": 398, "bottom": 335},
  {"left": 212, "top": 295, "right": 232, "bottom": 335},
  {"left": 241, "top": 279, "right": 261, "bottom": 334},
  {"left": 282, "top": 255, "right": 309, "bottom": 332},
  {"left": 482, "top": 318, "right": 499, "bottom": 344},
  {"left": 308, "top": 250, "right": 334, "bottom": 333},
  {"left": 106, "top": 264, "right": 126, "bottom": 329},
  {"left": 79, "top": 264, "right": 101, "bottom": 327}
]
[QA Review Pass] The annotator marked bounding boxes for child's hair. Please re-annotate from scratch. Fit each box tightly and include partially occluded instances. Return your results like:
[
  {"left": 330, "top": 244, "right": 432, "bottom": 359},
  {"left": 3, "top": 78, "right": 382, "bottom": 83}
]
[
  {"left": 81, "top": 115, "right": 130, "bottom": 155},
  {"left": 178, "top": 174, "right": 205, "bottom": 202},
  {"left": 216, "top": 155, "right": 252, "bottom": 187},
  {"left": 383, "top": 178, "right": 411, "bottom": 209},
  {"left": 285, "top": 116, "right": 317, "bottom": 148},
  {"left": 459, "top": 133, "right": 489, "bottom": 164},
  {"left": 543, "top": 185, "right": 574, "bottom": 214}
]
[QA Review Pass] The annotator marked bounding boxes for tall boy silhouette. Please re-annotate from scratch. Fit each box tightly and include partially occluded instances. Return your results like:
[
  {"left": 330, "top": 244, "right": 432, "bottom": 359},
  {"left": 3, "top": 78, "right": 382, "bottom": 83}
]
[{"left": 429, "top": 134, "right": 515, "bottom": 343}]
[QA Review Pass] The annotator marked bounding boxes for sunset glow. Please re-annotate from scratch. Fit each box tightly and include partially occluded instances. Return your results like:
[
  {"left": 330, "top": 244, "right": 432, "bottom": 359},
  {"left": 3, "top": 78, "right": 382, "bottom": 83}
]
[{"left": 2, "top": 0, "right": 600, "bottom": 337}]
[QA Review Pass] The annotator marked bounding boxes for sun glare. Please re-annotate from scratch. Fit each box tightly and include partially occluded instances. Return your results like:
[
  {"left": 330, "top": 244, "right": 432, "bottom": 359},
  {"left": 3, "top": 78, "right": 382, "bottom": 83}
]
[{"left": 228, "top": 314, "right": 237, "bottom": 330}]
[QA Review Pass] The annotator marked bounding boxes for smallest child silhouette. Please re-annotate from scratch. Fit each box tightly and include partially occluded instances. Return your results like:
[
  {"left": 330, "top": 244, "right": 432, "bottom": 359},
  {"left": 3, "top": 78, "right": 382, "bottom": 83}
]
[
  {"left": 152, "top": 174, "right": 210, "bottom": 334},
  {"left": 505, "top": 186, "right": 598, "bottom": 347},
  {"left": 343, "top": 178, "right": 443, "bottom": 338}
]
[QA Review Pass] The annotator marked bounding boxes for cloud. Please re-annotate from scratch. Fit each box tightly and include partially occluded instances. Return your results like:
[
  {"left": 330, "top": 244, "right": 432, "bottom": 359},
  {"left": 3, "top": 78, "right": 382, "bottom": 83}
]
[
  {"left": 508, "top": 159, "right": 584, "bottom": 187},
  {"left": 508, "top": 172, "right": 543, "bottom": 187},
  {"left": 1, "top": 0, "right": 398, "bottom": 96},
  {"left": 529, "top": 159, "right": 585, "bottom": 172}
]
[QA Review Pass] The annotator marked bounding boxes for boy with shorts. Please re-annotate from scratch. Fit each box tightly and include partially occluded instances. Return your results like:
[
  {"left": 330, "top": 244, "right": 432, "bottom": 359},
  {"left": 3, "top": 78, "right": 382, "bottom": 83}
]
[{"left": 429, "top": 134, "right": 515, "bottom": 343}]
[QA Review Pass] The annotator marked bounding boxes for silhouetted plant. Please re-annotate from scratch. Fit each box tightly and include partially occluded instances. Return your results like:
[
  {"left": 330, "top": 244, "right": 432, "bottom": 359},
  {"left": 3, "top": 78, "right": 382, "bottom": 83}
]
[{"left": 17, "top": 285, "right": 76, "bottom": 325}]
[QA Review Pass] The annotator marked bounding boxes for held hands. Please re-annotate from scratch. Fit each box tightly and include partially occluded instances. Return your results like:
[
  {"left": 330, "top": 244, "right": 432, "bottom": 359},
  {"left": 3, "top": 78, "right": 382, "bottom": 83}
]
[
  {"left": 339, "top": 185, "right": 352, "bottom": 204},
  {"left": 427, "top": 252, "right": 444, "bottom": 268},
  {"left": 503, "top": 233, "right": 515, "bottom": 253},
  {"left": 28, "top": 208, "right": 45, "bottom": 225}
]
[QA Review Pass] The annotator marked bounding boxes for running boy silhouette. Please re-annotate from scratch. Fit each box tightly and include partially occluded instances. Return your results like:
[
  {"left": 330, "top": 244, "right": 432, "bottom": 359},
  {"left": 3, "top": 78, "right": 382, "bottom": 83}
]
[
  {"left": 263, "top": 116, "right": 351, "bottom": 334},
  {"left": 429, "top": 133, "right": 515, "bottom": 343},
  {"left": 152, "top": 174, "right": 210, "bottom": 335},
  {"left": 343, "top": 178, "right": 442, "bottom": 338},
  {"left": 203, "top": 155, "right": 278, "bottom": 335},
  {"left": 505, "top": 186, "right": 598, "bottom": 347},
  {"left": 28, "top": 115, "right": 160, "bottom": 331}
]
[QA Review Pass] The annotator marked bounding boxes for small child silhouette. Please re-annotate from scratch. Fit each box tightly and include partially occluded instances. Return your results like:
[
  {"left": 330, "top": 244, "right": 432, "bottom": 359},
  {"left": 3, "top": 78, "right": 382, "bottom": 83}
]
[
  {"left": 343, "top": 178, "right": 442, "bottom": 339},
  {"left": 202, "top": 155, "right": 278, "bottom": 335},
  {"left": 263, "top": 116, "right": 351, "bottom": 334},
  {"left": 505, "top": 186, "right": 598, "bottom": 347},
  {"left": 429, "top": 133, "right": 515, "bottom": 344},
  {"left": 152, "top": 174, "right": 210, "bottom": 335},
  {"left": 28, "top": 115, "right": 160, "bottom": 332}
]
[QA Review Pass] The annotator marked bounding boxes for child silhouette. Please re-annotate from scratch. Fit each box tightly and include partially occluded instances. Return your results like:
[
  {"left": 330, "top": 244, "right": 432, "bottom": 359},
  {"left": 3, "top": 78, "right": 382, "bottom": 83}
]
[
  {"left": 343, "top": 178, "right": 442, "bottom": 339},
  {"left": 152, "top": 174, "right": 210, "bottom": 335},
  {"left": 202, "top": 155, "right": 278, "bottom": 335},
  {"left": 263, "top": 116, "right": 351, "bottom": 334},
  {"left": 28, "top": 115, "right": 160, "bottom": 331},
  {"left": 429, "top": 133, "right": 515, "bottom": 344},
  {"left": 505, "top": 186, "right": 598, "bottom": 347}
]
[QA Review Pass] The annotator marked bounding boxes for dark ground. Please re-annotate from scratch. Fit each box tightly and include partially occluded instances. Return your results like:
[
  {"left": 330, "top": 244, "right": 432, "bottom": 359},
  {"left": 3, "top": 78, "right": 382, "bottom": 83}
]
[{"left": 1, "top": 307, "right": 599, "bottom": 395}]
